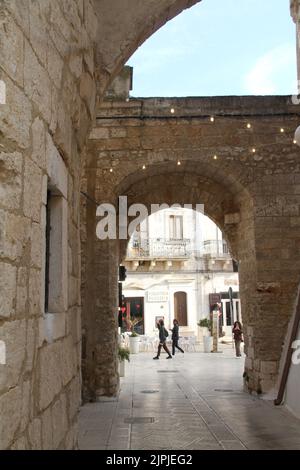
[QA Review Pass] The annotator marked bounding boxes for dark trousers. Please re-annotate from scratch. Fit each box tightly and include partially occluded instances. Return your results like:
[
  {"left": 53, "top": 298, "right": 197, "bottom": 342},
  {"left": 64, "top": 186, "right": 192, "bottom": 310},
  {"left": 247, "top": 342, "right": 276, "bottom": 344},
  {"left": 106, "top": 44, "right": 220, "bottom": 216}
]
[
  {"left": 172, "top": 338, "right": 184, "bottom": 355},
  {"left": 157, "top": 342, "right": 171, "bottom": 357}
]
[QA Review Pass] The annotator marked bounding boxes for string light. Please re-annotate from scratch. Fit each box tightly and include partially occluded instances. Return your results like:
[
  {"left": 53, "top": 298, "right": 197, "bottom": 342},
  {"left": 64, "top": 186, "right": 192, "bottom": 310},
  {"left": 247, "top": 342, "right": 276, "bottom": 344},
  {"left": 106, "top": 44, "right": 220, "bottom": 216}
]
[
  {"left": 110, "top": 168, "right": 113, "bottom": 173},
  {"left": 252, "top": 148, "right": 256, "bottom": 153},
  {"left": 170, "top": 108, "right": 175, "bottom": 114},
  {"left": 280, "top": 128, "right": 285, "bottom": 133},
  {"left": 213, "top": 155, "right": 218, "bottom": 160},
  {"left": 177, "top": 160, "right": 181, "bottom": 166},
  {"left": 247, "top": 123, "right": 251, "bottom": 129},
  {"left": 142, "top": 165, "right": 146, "bottom": 170},
  {"left": 294, "top": 139, "right": 297, "bottom": 145},
  {"left": 210, "top": 116, "right": 215, "bottom": 122}
]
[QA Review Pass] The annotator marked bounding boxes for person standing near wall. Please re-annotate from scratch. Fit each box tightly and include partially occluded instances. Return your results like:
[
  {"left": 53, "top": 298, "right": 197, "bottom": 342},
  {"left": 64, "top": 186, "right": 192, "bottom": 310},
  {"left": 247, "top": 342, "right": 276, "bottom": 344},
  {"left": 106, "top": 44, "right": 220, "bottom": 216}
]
[
  {"left": 232, "top": 321, "right": 243, "bottom": 357},
  {"left": 153, "top": 319, "right": 172, "bottom": 359},
  {"left": 171, "top": 319, "right": 185, "bottom": 356}
]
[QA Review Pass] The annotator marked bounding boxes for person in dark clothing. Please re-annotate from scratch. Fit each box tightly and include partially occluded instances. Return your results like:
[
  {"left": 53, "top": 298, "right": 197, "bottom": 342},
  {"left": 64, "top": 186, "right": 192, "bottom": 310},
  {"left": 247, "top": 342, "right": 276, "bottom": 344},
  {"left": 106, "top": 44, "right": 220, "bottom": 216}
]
[
  {"left": 153, "top": 319, "right": 172, "bottom": 359},
  {"left": 171, "top": 319, "right": 184, "bottom": 355},
  {"left": 232, "top": 321, "right": 243, "bottom": 357}
]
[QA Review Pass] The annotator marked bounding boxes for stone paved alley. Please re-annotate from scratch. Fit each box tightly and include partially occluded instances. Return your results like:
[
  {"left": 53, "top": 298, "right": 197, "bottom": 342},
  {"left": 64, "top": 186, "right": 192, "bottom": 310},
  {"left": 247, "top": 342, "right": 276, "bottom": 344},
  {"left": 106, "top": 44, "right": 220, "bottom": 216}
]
[{"left": 79, "top": 347, "right": 300, "bottom": 450}]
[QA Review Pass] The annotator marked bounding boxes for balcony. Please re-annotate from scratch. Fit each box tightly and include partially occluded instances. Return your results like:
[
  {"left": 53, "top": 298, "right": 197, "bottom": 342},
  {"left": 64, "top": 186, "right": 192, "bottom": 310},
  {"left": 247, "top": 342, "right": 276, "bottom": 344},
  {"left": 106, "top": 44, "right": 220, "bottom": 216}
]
[
  {"left": 126, "top": 238, "right": 191, "bottom": 260},
  {"left": 199, "top": 240, "right": 229, "bottom": 258}
]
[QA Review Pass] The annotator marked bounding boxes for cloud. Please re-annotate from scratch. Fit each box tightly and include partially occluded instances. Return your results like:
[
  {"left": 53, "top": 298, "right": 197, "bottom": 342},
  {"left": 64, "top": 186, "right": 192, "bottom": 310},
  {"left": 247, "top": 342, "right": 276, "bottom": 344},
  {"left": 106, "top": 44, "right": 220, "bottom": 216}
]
[{"left": 244, "top": 44, "right": 296, "bottom": 95}]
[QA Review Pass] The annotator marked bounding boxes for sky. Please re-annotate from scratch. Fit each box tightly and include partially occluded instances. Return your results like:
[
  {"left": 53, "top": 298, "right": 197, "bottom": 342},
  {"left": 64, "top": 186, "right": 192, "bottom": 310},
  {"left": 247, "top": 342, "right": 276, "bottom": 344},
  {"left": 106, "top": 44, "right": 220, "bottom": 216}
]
[{"left": 126, "top": 0, "right": 297, "bottom": 97}]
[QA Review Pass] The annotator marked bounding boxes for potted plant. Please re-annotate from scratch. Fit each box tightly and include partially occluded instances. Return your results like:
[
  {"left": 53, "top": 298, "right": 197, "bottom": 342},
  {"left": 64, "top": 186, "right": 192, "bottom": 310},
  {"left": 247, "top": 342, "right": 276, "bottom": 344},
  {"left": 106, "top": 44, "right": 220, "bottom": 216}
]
[
  {"left": 118, "top": 346, "right": 130, "bottom": 377},
  {"left": 129, "top": 330, "right": 140, "bottom": 354},
  {"left": 197, "top": 318, "right": 212, "bottom": 341},
  {"left": 197, "top": 318, "right": 213, "bottom": 353}
]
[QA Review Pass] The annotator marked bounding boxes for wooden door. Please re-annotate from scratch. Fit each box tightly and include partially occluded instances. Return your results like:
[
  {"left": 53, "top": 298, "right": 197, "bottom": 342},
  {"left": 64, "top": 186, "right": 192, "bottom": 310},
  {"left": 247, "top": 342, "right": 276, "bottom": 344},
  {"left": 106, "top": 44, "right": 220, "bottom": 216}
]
[{"left": 174, "top": 292, "right": 188, "bottom": 326}]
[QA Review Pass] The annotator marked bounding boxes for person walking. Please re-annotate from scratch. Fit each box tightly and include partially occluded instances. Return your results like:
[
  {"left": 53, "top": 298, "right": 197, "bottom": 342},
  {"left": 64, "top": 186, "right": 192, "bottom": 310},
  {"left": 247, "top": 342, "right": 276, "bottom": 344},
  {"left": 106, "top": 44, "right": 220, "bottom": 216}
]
[
  {"left": 153, "top": 319, "right": 172, "bottom": 359},
  {"left": 232, "top": 321, "right": 243, "bottom": 357},
  {"left": 171, "top": 319, "right": 184, "bottom": 356}
]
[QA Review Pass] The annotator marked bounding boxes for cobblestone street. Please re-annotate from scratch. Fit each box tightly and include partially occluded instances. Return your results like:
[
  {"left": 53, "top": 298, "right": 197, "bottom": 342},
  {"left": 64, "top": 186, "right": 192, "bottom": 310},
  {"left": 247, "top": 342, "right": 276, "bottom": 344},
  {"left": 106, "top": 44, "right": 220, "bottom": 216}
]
[{"left": 79, "top": 347, "right": 300, "bottom": 450}]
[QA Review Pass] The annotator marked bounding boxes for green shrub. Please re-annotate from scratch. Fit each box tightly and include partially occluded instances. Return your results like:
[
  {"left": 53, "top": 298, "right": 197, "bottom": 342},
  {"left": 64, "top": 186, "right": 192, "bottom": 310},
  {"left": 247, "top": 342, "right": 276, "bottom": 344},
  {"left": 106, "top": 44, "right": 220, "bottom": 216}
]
[
  {"left": 197, "top": 318, "right": 212, "bottom": 330},
  {"left": 118, "top": 346, "right": 130, "bottom": 362},
  {"left": 131, "top": 330, "right": 139, "bottom": 337}
]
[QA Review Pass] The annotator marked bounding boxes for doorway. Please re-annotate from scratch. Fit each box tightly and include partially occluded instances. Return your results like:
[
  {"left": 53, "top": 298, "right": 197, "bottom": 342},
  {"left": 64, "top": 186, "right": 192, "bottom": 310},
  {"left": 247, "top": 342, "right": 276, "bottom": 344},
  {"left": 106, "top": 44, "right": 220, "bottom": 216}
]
[{"left": 174, "top": 292, "right": 188, "bottom": 326}]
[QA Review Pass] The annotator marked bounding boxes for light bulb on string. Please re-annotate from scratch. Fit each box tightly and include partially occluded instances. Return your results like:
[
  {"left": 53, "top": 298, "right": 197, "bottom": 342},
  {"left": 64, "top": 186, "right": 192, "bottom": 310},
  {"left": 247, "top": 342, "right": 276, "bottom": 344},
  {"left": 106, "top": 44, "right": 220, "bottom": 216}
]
[
  {"left": 247, "top": 123, "right": 251, "bottom": 129},
  {"left": 177, "top": 160, "right": 181, "bottom": 166},
  {"left": 142, "top": 165, "right": 146, "bottom": 170},
  {"left": 210, "top": 116, "right": 215, "bottom": 122},
  {"left": 170, "top": 108, "right": 175, "bottom": 114}
]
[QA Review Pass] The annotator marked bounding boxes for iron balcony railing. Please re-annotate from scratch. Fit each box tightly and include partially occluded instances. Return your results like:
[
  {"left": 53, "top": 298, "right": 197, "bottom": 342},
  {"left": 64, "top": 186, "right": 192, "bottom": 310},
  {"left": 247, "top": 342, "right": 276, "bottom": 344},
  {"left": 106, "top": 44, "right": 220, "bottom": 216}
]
[
  {"left": 199, "top": 240, "right": 229, "bottom": 257},
  {"left": 126, "top": 238, "right": 229, "bottom": 260},
  {"left": 127, "top": 238, "right": 191, "bottom": 259}
]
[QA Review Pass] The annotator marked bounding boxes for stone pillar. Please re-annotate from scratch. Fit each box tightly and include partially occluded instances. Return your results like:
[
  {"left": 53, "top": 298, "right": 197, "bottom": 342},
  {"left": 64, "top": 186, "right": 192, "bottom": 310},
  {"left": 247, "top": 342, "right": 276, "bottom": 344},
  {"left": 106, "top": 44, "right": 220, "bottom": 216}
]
[{"left": 81, "top": 172, "right": 119, "bottom": 400}]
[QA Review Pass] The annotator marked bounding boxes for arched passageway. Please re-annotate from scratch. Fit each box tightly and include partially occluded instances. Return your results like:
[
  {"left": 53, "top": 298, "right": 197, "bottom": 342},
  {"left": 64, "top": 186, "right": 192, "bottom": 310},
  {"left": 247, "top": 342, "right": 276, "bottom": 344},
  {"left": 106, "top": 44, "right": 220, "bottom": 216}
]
[
  {"left": 81, "top": 91, "right": 300, "bottom": 402},
  {"left": 1, "top": 0, "right": 300, "bottom": 450}
]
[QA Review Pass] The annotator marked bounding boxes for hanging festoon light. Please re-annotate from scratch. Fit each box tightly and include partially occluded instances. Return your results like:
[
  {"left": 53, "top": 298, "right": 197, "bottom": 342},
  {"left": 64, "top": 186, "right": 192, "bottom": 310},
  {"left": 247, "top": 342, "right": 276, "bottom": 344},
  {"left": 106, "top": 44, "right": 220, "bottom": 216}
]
[{"left": 294, "top": 125, "right": 300, "bottom": 147}]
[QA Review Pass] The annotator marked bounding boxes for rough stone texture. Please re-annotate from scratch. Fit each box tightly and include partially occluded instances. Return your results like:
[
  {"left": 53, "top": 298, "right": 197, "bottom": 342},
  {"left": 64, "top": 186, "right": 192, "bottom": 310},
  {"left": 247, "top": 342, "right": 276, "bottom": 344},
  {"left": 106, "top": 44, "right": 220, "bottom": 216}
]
[
  {"left": 0, "top": 0, "right": 298, "bottom": 451},
  {"left": 0, "top": 0, "right": 99, "bottom": 450}
]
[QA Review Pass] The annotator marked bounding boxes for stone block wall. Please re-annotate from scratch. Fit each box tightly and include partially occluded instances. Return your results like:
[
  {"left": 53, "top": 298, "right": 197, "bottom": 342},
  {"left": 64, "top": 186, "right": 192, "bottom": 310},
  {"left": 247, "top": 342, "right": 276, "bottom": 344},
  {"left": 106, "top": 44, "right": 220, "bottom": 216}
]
[{"left": 0, "top": 0, "right": 98, "bottom": 449}]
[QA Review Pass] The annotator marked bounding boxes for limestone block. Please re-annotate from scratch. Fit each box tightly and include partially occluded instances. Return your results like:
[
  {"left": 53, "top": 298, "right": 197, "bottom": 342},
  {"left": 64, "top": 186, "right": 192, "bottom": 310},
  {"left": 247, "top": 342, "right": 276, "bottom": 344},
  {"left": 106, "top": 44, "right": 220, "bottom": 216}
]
[
  {"left": 29, "top": 0, "right": 50, "bottom": 67},
  {"left": 42, "top": 407, "right": 53, "bottom": 450},
  {"left": 0, "top": 319, "right": 26, "bottom": 391},
  {"left": 224, "top": 212, "right": 240, "bottom": 225},
  {"left": 28, "top": 418, "right": 42, "bottom": 450},
  {"left": 61, "top": 336, "right": 76, "bottom": 386},
  {"left": 66, "top": 307, "right": 81, "bottom": 345},
  {"left": 31, "top": 117, "right": 46, "bottom": 169},
  {"left": 52, "top": 394, "right": 68, "bottom": 449},
  {"left": 67, "top": 375, "right": 81, "bottom": 422},
  {"left": 0, "top": 151, "right": 23, "bottom": 210},
  {"left": 84, "top": 0, "right": 99, "bottom": 41},
  {"left": 47, "top": 41, "right": 64, "bottom": 86},
  {"left": 24, "top": 39, "right": 51, "bottom": 124},
  {"left": 260, "top": 360, "right": 278, "bottom": 375},
  {"left": 38, "top": 342, "right": 63, "bottom": 411},
  {"left": 0, "top": 10, "right": 24, "bottom": 86},
  {"left": 46, "top": 133, "right": 68, "bottom": 198},
  {"left": 79, "top": 72, "right": 96, "bottom": 116},
  {"left": 16, "top": 267, "right": 28, "bottom": 317},
  {"left": 0, "top": 387, "right": 22, "bottom": 450},
  {"left": 2, "top": 0, "right": 30, "bottom": 39},
  {"left": 54, "top": 101, "right": 72, "bottom": 161},
  {"left": 65, "top": 423, "right": 77, "bottom": 450},
  {"left": 29, "top": 268, "right": 43, "bottom": 316},
  {"left": 25, "top": 319, "right": 36, "bottom": 373},
  {"left": 23, "top": 158, "right": 43, "bottom": 222},
  {"left": 0, "top": 74, "right": 32, "bottom": 149},
  {"left": 89, "top": 127, "right": 109, "bottom": 140},
  {"left": 0, "top": 263, "right": 16, "bottom": 319},
  {"left": 38, "top": 314, "right": 66, "bottom": 346},
  {"left": 0, "top": 211, "right": 31, "bottom": 262},
  {"left": 20, "top": 380, "right": 31, "bottom": 433},
  {"left": 10, "top": 436, "right": 27, "bottom": 450},
  {"left": 69, "top": 54, "right": 83, "bottom": 79},
  {"left": 30, "top": 222, "right": 43, "bottom": 269},
  {"left": 111, "top": 128, "right": 127, "bottom": 138}
]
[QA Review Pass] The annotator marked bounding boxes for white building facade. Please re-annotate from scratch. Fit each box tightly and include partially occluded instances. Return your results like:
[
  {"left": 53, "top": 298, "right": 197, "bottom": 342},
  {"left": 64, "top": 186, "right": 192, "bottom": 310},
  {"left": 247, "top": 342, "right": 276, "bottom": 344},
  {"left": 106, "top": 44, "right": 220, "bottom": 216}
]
[{"left": 122, "top": 208, "right": 240, "bottom": 337}]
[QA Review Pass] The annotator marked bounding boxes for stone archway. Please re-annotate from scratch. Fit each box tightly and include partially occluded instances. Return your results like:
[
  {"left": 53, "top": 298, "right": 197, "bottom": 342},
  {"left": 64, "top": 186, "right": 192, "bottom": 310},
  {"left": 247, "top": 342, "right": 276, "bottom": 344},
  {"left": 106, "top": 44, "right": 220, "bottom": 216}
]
[{"left": 81, "top": 91, "right": 300, "bottom": 403}]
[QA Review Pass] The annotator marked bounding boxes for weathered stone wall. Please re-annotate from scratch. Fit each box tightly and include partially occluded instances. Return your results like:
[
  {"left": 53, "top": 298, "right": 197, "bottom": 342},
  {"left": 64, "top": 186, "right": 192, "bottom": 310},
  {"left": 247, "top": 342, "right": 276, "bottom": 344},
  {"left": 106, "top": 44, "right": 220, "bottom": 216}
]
[
  {"left": 0, "top": 0, "right": 98, "bottom": 449},
  {"left": 83, "top": 95, "right": 300, "bottom": 398}
]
